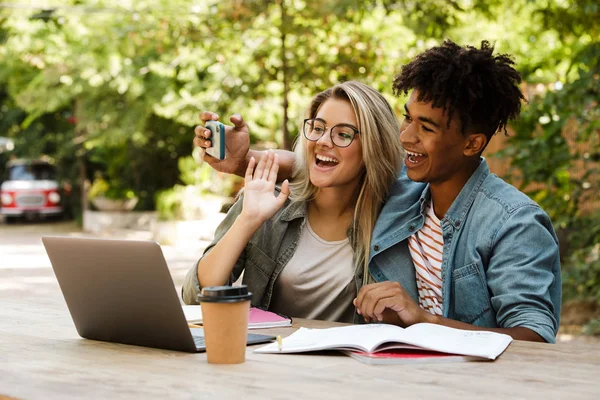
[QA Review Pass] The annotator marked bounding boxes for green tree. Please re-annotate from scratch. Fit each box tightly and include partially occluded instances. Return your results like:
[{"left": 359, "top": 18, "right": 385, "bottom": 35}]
[
  {"left": 492, "top": 1, "right": 600, "bottom": 321},
  {"left": 0, "top": 1, "right": 218, "bottom": 211}
]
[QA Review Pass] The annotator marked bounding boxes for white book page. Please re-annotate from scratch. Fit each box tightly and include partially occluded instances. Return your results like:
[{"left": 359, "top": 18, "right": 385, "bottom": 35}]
[
  {"left": 396, "top": 323, "right": 512, "bottom": 359},
  {"left": 248, "top": 321, "right": 292, "bottom": 328},
  {"left": 255, "top": 324, "right": 406, "bottom": 354},
  {"left": 182, "top": 305, "right": 203, "bottom": 324}
]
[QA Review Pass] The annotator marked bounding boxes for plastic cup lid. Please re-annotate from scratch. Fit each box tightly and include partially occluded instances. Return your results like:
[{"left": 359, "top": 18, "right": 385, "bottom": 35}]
[{"left": 197, "top": 285, "right": 253, "bottom": 303}]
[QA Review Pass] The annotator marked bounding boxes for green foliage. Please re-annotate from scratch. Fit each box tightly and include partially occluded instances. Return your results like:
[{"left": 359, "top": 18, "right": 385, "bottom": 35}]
[
  {"left": 87, "top": 177, "right": 110, "bottom": 199},
  {"left": 563, "top": 245, "right": 600, "bottom": 303},
  {"left": 503, "top": 37, "right": 599, "bottom": 316},
  {"left": 0, "top": 0, "right": 421, "bottom": 208},
  {"left": 155, "top": 184, "right": 193, "bottom": 221},
  {"left": 155, "top": 153, "right": 241, "bottom": 221},
  {"left": 560, "top": 213, "right": 600, "bottom": 304},
  {"left": 88, "top": 176, "right": 137, "bottom": 201},
  {"left": 583, "top": 319, "right": 600, "bottom": 336}
]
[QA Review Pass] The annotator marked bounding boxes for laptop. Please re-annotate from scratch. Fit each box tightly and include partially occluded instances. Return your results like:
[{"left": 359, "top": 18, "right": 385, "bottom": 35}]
[{"left": 42, "top": 236, "right": 275, "bottom": 353}]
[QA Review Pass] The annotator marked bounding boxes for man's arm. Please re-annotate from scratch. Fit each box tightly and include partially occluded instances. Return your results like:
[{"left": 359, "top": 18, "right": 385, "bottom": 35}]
[
  {"left": 194, "top": 111, "right": 296, "bottom": 180},
  {"left": 354, "top": 205, "right": 561, "bottom": 343},
  {"left": 249, "top": 149, "right": 295, "bottom": 182},
  {"left": 483, "top": 205, "right": 561, "bottom": 343},
  {"left": 429, "top": 315, "right": 545, "bottom": 341},
  {"left": 354, "top": 283, "right": 545, "bottom": 342}
]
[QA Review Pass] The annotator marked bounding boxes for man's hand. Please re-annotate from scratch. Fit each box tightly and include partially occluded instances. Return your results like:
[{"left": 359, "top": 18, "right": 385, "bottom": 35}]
[
  {"left": 194, "top": 111, "right": 250, "bottom": 177},
  {"left": 353, "top": 281, "right": 436, "bottom": 326}
]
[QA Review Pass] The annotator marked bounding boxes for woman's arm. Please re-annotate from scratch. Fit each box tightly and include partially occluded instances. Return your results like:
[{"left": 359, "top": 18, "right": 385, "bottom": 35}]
[
  {"left": 181, "top": 195, "right": 246, "bottom": 304},
  {"left": 196, "top": 151, "right": 290, "bottom": 287}
]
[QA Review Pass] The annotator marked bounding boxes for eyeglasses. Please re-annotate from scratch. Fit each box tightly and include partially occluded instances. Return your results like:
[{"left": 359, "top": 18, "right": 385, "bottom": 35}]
[{"left": 303, "top": 119, "right": 359, "bottom": 148}]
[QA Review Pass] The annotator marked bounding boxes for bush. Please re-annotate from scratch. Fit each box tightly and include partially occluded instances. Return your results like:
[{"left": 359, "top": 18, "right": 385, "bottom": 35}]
[
  {"left": 583, "top": 319, "right": 600, "bottom": 336},
  {"left": 155, "top": 152, "right": 241, "bottom": 221},
  {"left": 88, "top": 176, "right": 137, "bottom": 201},
  {"left": 503, "top": 42, "right": 600, "bottom": 333},
  {"left": 155, "top": 184, "right": 228, "bottom": 221},
  {"left": 561, "top": 213, "right": 600, "bottom": 306}
]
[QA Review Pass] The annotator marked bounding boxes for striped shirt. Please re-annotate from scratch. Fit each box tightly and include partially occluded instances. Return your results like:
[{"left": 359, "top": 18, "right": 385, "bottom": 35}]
[{"left": 408, "top": 202, "right": 444, "bottom": 315}]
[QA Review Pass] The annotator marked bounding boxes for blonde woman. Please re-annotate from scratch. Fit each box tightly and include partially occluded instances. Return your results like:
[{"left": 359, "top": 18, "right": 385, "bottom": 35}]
[{"left": 182, "top": 81, "right": 402, "bottom": 323}]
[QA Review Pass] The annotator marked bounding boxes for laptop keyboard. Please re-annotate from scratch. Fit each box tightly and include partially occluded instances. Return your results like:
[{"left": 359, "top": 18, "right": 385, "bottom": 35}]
[
  {"left": 192, "top": 334, "right": 205, "bottom": 349},
  {"left": 190, "top": 330, "right": 274, "bottom": 350}
]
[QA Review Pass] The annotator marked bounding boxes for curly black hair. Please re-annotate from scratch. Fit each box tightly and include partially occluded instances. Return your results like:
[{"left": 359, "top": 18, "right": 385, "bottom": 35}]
[{"left": 393, "top": 40, "right": 524, "bottom": 139}]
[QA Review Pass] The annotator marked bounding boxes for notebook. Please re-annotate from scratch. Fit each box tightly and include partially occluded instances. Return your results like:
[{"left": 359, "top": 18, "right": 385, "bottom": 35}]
[
  {"left": 255, "top": 322, "right": 512, "bottom": 362},
  {"left": 183, "top": 305, "right": 292, "bottom": 329}
]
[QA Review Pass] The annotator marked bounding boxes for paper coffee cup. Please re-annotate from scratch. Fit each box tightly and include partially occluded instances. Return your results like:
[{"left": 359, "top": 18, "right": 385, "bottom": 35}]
[{"left": 198, "top": 285, "right": 252, "bottom": 364}]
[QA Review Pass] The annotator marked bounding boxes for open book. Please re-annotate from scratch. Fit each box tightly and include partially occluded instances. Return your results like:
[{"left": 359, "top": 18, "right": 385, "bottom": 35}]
[
  {"left": 182, "top": 305, "right": 292, "bottom": 329},
  {"left": 254, "top": 323, "right": 512, "bottom": 361}
]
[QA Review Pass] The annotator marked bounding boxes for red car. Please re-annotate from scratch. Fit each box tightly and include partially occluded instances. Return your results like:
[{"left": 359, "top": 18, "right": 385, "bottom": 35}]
[{"left": 0, "top": 159, "right": 69, "bottom": 222}]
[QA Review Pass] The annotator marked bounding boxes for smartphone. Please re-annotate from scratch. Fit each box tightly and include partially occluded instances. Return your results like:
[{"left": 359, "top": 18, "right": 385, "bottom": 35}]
[{"left": 204, "top": 120, "right": 225, "bottom": 160}]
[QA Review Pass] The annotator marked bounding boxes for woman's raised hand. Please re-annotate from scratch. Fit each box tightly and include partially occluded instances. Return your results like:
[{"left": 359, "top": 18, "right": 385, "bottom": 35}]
[{"left": 240, "top": 150, "right": 290, "bottom": 229}]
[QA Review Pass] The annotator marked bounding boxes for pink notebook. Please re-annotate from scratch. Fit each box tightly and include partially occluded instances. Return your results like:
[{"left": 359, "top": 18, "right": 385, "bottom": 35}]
[
  {"left": 183, "top": 306, "right": 292, "bottom": 329},
  {"left": 248, "top": 308, "right": 292, "bottom": 328}
]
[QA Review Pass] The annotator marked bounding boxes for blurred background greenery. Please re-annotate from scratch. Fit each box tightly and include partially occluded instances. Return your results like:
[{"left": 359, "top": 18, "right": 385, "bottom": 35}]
[{"left": 0, "top": 0, "right": 598, "bottom": 332}]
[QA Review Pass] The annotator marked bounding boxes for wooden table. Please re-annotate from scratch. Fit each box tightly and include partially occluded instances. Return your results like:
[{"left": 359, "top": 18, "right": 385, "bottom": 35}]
[{"left": 1, "top": 297, "right": 599, "bottom": 400}]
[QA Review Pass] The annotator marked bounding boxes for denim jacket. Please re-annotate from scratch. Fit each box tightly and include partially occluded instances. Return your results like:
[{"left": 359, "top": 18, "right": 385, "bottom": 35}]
[
  {"left": 369, "top": 158, "right": 561, "bottom": 343},
  {"left": 181, "top": 194, "right": 365, "bottom": 322}
]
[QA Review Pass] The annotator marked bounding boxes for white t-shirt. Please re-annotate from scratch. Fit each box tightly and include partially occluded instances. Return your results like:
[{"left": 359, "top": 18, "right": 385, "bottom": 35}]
[{"left": 269, "top": 220, "right": 356, "bottom": 323}]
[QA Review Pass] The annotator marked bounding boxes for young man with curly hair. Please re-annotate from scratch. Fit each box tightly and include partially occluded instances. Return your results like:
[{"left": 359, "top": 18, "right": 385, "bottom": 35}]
[{"left": 193, "top": 40, "right": 561, "bottom": 343}]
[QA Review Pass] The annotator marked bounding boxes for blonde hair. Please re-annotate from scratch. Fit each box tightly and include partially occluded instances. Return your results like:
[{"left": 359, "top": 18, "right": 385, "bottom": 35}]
[{"left": 289, "top": 81, "right": 403, "bottom": 285}]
